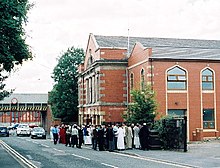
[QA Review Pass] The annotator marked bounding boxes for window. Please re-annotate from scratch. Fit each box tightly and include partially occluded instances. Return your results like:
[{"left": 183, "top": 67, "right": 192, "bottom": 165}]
[
  {"left": 140, "top": 69, "right": 145, "bottom": 91},
  {"left": 130, "top": 73, "right": 134, "bottom": 90},
  {"left": 86, "top": 79, "right": 89, "bottom": 104},
  {"left": 167, "top": 67, "right": 186, "bottom": 90},
  {"left": 203, "top": 109, "right": 215, "bottom": 129},
  {"left": 86, "top": 55, "right": 93, "bottom": 68},
  {"left": 202, "top": 69, "right": 214, "bottom": 90},
  {"left": 168, "top": 109, "right": 186, "bottom": 116},
  {"left": 96, "top": 75, "right": 99, "bottom": 101},
  {"left": 89, "top": 77, "right": 92, "bottom": 103}
]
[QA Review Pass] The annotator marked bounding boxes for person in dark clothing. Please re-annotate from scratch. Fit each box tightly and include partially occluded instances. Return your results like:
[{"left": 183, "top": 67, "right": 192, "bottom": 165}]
[
  {"left": 51, "top": 125, "right": 59, "bottom": 145},
  {"left": 106, "top": 124, "right": 115, "bottom": 151},
  {"left": 78, "top": 126, "right": 84, "bottom": 148},
  {"left": 71, "top": 125, "right": 78, "bottom": 148},
  {"left": 103, "top": 125, "right": 108, "bottom": 150},
  {"left": 113, "top": 123, "right": 119, "bottom": 150},
  {"left": 139, "top": 123, "right": 150, "bottom": 150},
  {"left": 92, "top": 126, "right": 98, "bottom": 150},
  {"left": 97, "top": 125, "right": 105, "bottom": 151}
]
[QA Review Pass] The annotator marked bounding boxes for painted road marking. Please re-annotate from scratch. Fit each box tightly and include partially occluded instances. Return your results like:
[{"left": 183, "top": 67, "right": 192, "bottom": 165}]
[
  {"left": 40, "top": 144, "right": 49, "bottom": 148},
  {"left": 71, "top": 153, "right": 91, "bottom": 160},
  {"left": 26, "top": 155, "right": 33, "bottom": 160},
  {"left": 53, "top": 148, "right": 65, "bottom": 153},
  {"left": 0, "top": 140, "right": 38, "bottom": 168},
  {"left": 101, "top": 163, "right": 119, "bottom": 168},
  {"left": 112, "top": 152, "right": 198, "bottom": 168}
]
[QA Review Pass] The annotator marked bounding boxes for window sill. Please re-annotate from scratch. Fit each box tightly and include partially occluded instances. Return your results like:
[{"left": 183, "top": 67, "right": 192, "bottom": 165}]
[
  {"left": 203, "top": 129, "right": 217, "bottom": 132},
  {"left": 167, "top": 90, "right": 187, "bottom": 93},
  {"left": 202, "top": 90, "right": 214, "bottom": 93}
]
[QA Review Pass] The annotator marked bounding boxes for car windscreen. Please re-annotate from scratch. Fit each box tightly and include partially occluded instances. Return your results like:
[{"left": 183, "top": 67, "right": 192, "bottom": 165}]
[
  {"left": 33, "top": 128, "right": 44, "bottom": 132},
  {"left": 0, "top": 127, "right": 7, "bottom": 131},
  {"left": 18, "top": 125, "right": 28, "bottom": 128}
]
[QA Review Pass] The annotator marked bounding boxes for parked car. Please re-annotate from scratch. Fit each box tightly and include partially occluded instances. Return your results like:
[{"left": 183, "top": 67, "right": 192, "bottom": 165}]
[
  {"left": 30, "top": 127, "right": 46, "bottom": 139},
  {"left": 7, "top": 123, "right": 19, "bottom": 130},
  {"left": 0, "top": 126, "right": 9, "bottom": 137},
  {"left": 16, "top": 124, "right": 31, "bottom": 136},
  {"left": 29, "top": 124, "right": 39, "bottom": 129}
]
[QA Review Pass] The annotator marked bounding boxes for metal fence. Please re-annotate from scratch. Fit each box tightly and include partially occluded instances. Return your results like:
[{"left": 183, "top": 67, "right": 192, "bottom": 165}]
[{"left": 161, "top": 116, "right": 187, "bottom": 152}]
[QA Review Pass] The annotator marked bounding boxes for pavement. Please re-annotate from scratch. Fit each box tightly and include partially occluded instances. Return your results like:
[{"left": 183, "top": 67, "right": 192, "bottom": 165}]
[{"left": 114, "top": 139, "right": 220, "bottom": 168}]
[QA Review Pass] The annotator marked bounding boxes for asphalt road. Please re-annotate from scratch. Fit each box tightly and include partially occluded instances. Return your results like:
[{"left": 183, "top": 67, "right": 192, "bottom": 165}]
[
  {"left": 3, "top": 132, "right": 220, "bottom": 168},
  {"left": 0, "top": 142, "right": 24, "bottom": 168},
  {"left": 0, "top": 136, "right": 186, "bottom": 168}
]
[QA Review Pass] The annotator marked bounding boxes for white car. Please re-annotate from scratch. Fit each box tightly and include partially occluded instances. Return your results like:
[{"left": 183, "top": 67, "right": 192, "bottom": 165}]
[
  {"left": 16, "top": 124, "right": 31, "bottom": 136},
  {"left": 30, "top": 127, "right": 46, "bottom": 139}
]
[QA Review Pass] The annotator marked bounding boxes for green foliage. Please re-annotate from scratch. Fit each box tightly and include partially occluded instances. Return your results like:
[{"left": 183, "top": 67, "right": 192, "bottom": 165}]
[
  {"left": 124, "top": 85, "right": 157, "bottom": 125},
  {"left": 49, "top": 47, "right": 84, "bottom": 122},
  {"left": 0, "top": 0, "right": 33, "bottom": 99},
  {"left": 153, "top": 115, "right": 185, "bottom": 150}
]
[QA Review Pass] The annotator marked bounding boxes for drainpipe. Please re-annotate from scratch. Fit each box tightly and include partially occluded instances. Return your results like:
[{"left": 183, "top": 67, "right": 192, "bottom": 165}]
[
  {"left": 149, "top": 58, "right": 153, "bottom": 90},
  {"left": 82, "top": 75, "right": 85, "bottom": 125},
  {"left": 126, "top": 67, "right": 129, "bottom": 109}
]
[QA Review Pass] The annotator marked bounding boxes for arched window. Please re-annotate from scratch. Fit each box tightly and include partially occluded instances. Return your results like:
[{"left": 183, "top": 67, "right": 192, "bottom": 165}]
[
  {"left": 87, "top": 56, "right": 93, "bottom": 68},
  {"left": 130, "top": 73, "right": 134, "bottom": 90},
  {"left": 167, "top": 67, "right": 186, "bottom": 90},
  {"left": 202, "top": 69, "right": 214, "bottom": 90},
  {"left": 140, "top": 69, "right": 145, "bottom": 91}
]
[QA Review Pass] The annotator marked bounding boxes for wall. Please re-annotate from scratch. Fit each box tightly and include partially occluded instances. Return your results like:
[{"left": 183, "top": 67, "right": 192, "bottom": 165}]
[{"left": 152, "top": 60, "right": 220, "bottom": 140}]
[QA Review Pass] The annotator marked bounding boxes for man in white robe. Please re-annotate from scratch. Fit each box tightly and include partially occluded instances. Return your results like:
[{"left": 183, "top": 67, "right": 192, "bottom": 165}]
[
  {"left": 125, "top": 125, "right": 133, "bottom": 149},
  {"left": 133, "top": 124, "right": 140, "bottom": 149},
  {"left": 116, "top": 125, "right": 125, "bottom": 150}
]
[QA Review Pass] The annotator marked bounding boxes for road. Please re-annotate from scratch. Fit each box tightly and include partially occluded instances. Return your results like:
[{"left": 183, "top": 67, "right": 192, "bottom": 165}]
[
  {"left": 0, "top": 136, "right": 190, "bottom": 168},
  {"left": 0, "top": 142, "right": 24, "bottom": 168}
]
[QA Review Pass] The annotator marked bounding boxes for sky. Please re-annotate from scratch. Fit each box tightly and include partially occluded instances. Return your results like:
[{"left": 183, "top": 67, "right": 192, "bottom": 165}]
[{"left": 4, "top": 0, "right": 220, "bottom": 93}]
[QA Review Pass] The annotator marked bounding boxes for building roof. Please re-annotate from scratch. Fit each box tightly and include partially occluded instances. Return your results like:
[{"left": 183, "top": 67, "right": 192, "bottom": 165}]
[
  {"left": 94, "top": 35, "right": 220, "bottom": 60},
  {"left": 0, "top": 93, "right": 48, "bottom": 104}
]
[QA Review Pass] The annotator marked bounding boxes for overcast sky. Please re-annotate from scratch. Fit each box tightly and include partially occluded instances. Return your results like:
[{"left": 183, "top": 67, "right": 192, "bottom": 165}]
[{"left": 4, "top": 0, "right": 220, "bottom": 93}]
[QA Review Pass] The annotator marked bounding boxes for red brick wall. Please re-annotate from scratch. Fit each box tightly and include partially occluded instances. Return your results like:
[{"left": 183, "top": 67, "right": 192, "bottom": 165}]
[
  {"left": 152, "top": 60, "right": 220, "bottom": 140},
  {"left": 100, "top": 48, "right": 127, "bottom": 60},
  {"left": 84, "top": 35, "right": 100, "bottom": 70},
  {"left": 101, "top": 106, "right": 125, "bottom": 123},
  {"left": 167, "top": 93, "right": 187, "bottom": 109},
  {"left": 80, "top": 34, "right": 220, "bottom": 140},
  {"left": 202, "top": 93, "right": 214, "bottom": 108},
  {"left": 127, "top": 43, "right": 151, "bottom": 102},
  {"left": 100, "top": 69, "right": 126, "bottom": 103},
  {"left": 126, "top": 41, "right": 220, "bottom": 140},
  {"left": 128, "top": 42, "right": 151, "bottom": 66},
  {"left": 79, "top": 34, "right": 128, "bottom": 125}
]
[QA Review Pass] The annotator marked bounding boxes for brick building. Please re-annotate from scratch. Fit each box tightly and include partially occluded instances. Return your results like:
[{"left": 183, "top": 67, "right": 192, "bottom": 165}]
[
  {"left": 0, "top": 93, "right": 52, "bottom": 132},
  {"left": 78, "top": 33, "right": 220, "bottom": 141},
  {"left": 78, "top": 34, "right": 128, "bottom": 125}
]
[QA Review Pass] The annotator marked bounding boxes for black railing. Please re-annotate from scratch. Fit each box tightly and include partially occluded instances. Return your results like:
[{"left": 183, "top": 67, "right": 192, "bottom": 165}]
[{"left": 160, "top": 116, "right": 187, "bottom": 152}]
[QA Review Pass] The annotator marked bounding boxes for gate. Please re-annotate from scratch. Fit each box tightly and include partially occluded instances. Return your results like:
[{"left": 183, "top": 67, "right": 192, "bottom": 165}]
[{"left": 161, "top": 116, "right": 187, "bottom": 152}]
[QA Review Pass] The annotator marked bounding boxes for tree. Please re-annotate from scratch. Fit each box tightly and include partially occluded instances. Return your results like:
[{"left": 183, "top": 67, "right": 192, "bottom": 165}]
[
  {"left": 124, "top": 85, "right": 157, "bottom": 125},
  {"left": 49, "top": 47, "right": 84, "bottom": 122},
  {"left": 0, "top": 0, "right": 33, "bottom": 99}
]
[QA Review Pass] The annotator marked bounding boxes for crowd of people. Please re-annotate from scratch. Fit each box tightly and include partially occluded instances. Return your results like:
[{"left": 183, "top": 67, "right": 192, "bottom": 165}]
[{"left": 50, "top": 123, "right": 151, "bottom": 151}]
